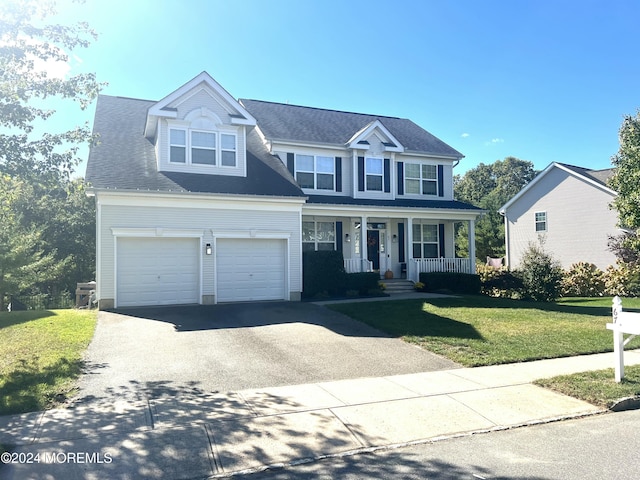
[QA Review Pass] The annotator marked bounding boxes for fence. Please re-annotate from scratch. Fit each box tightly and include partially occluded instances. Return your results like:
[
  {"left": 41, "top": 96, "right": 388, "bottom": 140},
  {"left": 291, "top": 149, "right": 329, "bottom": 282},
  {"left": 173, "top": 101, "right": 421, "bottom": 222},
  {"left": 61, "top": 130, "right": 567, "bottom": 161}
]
[{"left": 5, "top": 293, "right": 76, "bottom": 311}]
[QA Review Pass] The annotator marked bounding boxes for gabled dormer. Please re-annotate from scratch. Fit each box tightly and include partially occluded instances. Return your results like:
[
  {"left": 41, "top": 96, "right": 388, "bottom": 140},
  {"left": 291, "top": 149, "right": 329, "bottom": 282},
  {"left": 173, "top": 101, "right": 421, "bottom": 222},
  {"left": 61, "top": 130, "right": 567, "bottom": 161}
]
[
  {"left": 144, "top": 72, "right": 256, "bottom": 177},
  {"left": 346, "top": 120, "right": 404, "bottom": 153}
]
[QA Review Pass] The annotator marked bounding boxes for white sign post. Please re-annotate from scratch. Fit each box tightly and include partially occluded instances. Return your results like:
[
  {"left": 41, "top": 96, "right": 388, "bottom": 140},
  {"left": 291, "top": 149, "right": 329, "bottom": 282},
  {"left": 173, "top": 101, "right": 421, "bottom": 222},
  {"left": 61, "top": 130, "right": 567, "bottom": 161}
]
[{"left": 606, "top": 296, "right": 640, "bottom": 382}]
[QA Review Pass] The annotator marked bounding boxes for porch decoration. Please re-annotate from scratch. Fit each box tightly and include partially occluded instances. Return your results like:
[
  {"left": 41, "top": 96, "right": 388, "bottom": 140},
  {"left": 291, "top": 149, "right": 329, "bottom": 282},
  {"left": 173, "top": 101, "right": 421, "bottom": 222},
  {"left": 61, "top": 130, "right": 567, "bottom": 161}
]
[{"left": 384, "top": 269, "right": 394, "bottom": 279}]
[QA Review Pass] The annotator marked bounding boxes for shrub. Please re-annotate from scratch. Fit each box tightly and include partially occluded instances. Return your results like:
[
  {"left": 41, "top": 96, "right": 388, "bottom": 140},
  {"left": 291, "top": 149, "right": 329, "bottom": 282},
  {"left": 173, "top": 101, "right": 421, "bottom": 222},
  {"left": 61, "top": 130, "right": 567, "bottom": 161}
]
[
  {"left": 518, "top": 241, "right": 563, "bottom": 302},
  {"left": 482, "top": 270, "right": 524, "bottom": 298},
  {"left": 604, "top": 261, "right": 640, "bottom": 297},
  {"left": 419, "top": 272, "right": 481, "bottom": 294},
  {"left": 345, "top": 272, "right": 381, "bottom": 295},
  {"left": 302, "top": 250, "right": 347, "bottom": 298},
  {"left": 562, "top": 262, "right": 605, "bottom": 297},
  {"left": 413, "top": 281, "right": 425, "bottom": 291}
]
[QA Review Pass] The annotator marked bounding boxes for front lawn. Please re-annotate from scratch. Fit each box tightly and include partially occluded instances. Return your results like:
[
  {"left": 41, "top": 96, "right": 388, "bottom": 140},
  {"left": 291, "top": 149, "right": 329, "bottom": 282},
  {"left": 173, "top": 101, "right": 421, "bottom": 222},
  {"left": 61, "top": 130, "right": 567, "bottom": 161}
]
[
  {"left": 0, "top": 309, "right": 97, "bottom": 415},
  {"left": 330, "top": 296, "right": 640, "bottom": 367}
]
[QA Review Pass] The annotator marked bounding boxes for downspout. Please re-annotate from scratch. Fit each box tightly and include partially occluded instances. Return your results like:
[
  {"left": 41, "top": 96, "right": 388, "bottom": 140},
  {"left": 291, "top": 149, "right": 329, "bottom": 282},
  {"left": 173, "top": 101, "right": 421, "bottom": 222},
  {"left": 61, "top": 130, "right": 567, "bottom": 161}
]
[{"left": 499, "top": 208, "right": 509, "bottom": 268}]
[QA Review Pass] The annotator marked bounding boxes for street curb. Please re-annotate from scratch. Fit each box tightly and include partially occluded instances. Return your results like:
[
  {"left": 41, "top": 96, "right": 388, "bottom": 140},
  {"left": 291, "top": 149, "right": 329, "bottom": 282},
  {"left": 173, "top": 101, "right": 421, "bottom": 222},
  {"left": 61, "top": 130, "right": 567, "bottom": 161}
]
[{"left": 206, "top": 409, "right": 608, "bottom": 478}]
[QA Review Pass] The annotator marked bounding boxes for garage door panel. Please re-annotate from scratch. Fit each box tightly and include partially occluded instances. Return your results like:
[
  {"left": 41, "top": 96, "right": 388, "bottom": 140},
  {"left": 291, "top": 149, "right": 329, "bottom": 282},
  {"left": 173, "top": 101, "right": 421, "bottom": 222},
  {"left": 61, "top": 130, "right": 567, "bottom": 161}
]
[
  {"left": 117, "top": 237, "right": 200, "bottom": 307},
  {"left": 216, "top": 238, "right": 287, "bottom": 303}
]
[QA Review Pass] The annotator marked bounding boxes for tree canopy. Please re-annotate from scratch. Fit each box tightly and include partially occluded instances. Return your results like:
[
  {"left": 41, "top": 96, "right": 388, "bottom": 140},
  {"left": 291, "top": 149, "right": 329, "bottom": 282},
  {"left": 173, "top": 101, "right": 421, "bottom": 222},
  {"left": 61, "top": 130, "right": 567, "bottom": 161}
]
[
  {"left": 0, "top": 0, "right": 101, "bottom": 307},
  {"left": 609, "top": 110, "right": 640, "bottom": 262},
  {"left": 454, "top": 157, "right": 537, "bottom": 261}
]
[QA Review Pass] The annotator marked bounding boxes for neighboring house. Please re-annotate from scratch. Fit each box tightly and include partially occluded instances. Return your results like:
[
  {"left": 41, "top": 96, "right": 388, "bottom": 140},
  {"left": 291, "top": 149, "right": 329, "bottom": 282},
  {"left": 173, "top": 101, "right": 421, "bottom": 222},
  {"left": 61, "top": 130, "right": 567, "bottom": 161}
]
[
  {"left": 86, "top": 72, "right": 482, "bottom": 309},
  {"left": 499, "top": 162, "right": 619, "bottom": 270}
]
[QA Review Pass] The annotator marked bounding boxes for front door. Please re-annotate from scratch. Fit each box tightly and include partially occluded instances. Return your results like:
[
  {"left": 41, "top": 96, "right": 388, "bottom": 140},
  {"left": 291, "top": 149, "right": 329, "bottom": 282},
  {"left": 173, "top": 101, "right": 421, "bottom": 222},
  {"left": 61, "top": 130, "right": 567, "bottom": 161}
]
[{"left": 367, "top": 230, "right": 380, "bottom": 270}]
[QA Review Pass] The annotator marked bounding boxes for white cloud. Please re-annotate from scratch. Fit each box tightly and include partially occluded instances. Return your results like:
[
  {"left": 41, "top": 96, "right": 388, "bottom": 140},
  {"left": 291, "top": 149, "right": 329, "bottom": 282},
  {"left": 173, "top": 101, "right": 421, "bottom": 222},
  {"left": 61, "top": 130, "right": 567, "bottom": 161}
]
[
  {"left": 484, "top": 137, "right": 505, "bottom": 146},
  {"left": 461, "top": 133, "right": 470, "bottom": 138}
]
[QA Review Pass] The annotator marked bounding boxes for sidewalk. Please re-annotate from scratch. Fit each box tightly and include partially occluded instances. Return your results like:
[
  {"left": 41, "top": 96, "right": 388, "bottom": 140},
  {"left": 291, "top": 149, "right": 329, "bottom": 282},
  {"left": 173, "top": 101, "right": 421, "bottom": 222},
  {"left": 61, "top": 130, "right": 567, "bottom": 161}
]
[{"left": 2, "top": 351, "right": 639, "bottom": 479}]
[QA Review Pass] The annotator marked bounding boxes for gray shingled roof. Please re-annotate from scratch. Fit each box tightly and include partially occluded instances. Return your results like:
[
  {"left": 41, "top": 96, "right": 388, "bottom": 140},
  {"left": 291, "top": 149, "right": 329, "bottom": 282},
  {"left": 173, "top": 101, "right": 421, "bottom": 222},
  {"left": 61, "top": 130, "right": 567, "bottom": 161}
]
[
  {"left": 240, "top": 99, "right": 463, "bottom": 158},
  {"left": 86, "top": 95, "right": 304, "bottom": 197},
  {"left": 558, "top": 163, "right": 615, "bottom": 188}
]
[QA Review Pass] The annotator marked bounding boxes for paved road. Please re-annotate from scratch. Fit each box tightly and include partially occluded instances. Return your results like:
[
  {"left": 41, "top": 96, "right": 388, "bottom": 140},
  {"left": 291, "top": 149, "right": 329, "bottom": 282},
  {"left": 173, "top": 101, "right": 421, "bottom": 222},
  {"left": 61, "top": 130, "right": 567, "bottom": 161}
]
[
  {"left": 77, "top": 302, "right": 457, "bottom": 403},
  {"left": 243, "top": 409, "right": 640, "bottom": 479}
]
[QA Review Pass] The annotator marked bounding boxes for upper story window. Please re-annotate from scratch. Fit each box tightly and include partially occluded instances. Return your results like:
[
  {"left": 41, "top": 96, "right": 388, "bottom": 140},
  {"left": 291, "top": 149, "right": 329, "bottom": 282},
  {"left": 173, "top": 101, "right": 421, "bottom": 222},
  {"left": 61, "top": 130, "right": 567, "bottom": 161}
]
[
  {"left": 169, "top": 127, "right": 237, "bottom": 167},
  {"left": 535, "top": 211, "right": 547, "bottom": 232},
  {"left": 296, "top": 155, "right": 335, "bottom": 190},
  {"left": 405, "top": 163, "right": 437, "bottom": 195},
  {"left": 365, "top": 157, "right": 383, "bottom": 191}
]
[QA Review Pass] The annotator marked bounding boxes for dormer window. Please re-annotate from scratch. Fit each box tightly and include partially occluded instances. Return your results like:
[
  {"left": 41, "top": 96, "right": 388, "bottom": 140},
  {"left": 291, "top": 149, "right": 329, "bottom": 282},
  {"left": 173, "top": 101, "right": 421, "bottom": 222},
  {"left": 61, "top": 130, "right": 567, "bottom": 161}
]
[{"left": 169, "top": 127, "right": 237, "bottom": 167}]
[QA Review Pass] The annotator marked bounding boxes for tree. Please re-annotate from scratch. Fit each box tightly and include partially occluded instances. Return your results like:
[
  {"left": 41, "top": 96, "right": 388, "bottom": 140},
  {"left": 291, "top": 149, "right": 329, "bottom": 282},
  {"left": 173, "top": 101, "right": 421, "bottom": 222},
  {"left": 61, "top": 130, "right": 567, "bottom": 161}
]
[
  {"left": 0, "top": 0, "right": 101, "bottom": 306},
  {"left": 454, "top": 157, "right": 537, "bottom": 261},
  {"left": 609, "top": 111, "right": 640, "bottom": 258},
  {"left": 0, "top": 0, "right": 103, "bottom": 182}
]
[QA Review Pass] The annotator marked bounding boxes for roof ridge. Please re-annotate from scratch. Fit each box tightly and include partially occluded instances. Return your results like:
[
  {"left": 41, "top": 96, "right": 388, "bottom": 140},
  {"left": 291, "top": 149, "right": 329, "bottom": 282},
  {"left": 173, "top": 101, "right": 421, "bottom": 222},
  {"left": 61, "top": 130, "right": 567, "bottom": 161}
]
[
  {"left": 240, "top": 98, "right": 403, "bottom": 120},
  {"left": 101, "top": 94, "right": 157, "bottom": 103}
]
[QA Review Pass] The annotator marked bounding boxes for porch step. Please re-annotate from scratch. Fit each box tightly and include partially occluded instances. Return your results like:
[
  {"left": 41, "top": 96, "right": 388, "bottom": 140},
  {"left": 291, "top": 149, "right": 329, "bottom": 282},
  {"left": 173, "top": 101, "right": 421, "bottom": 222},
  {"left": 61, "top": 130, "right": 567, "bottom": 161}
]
[{"left": 380, "top": 279, "right": 416, "bottom": 295}]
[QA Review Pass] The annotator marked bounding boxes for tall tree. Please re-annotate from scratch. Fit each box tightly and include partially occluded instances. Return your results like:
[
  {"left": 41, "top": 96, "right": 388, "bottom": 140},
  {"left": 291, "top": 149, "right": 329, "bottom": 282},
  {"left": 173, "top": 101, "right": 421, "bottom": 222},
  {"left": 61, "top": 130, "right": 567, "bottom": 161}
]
[
  {"left": 609, "top": 111, "right": 640, "bottom": 258},
  {"left": 454, "top": 157, "right": 537, "bottom": 261},
  {"left": 0, "top": 0, "right": 102, "bottom": 182},
  {"left": 0, "top": 0, "right": 101, "bottom": 305}
]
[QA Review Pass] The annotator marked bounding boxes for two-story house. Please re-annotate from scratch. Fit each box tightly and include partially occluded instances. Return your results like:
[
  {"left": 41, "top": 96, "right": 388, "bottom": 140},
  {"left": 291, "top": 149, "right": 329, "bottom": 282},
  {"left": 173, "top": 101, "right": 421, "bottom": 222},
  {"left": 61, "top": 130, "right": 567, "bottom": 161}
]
[
  {"left": 499, "top": 162, "right": 619, "bottom": 270},
  {"left": 86, "top": 72, "right": 482, "bottom": 308}
]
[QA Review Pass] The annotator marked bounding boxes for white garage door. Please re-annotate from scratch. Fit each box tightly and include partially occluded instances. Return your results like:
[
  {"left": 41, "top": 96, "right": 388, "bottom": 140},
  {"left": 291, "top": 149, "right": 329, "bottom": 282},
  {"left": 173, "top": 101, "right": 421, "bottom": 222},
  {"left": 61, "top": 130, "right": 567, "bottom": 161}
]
[
  {"left": 117, "top": 237, "right": 200, "bottom": 307},
  {"left": 216, "top": 238, "right": 287, "bottom": 302}
]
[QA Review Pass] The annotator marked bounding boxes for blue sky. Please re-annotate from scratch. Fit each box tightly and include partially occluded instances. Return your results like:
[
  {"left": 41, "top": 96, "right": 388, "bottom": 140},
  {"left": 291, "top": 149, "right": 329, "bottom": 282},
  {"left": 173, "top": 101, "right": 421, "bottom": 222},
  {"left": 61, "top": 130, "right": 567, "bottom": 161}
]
[{"left": 42, "top": 0, "right": 639, "bottom": 177}]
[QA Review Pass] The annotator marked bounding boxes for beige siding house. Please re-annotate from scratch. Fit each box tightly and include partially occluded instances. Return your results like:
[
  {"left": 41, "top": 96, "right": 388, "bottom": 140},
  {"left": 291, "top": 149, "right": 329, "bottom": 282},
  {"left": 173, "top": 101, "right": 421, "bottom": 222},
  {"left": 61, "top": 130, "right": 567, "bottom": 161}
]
[
  {"left": 86, "top": 72, "right": 482, "bottom": 309},
  {"left": 499, "top": 162, "right": 619, "bottom": 270}
]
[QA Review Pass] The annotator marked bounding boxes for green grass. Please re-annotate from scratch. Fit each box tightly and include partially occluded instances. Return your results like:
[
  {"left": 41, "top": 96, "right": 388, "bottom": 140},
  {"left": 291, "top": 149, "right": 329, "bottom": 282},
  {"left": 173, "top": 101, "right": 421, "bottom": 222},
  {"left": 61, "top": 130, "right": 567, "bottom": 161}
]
[
  {"left": 0, "top": 309, "right": 97, "bottom": 415},
  {"left": 330, "top": 295, "right": 640, "bottom": 367},
  {"left": 535, "top": 366, "right": 640, "bottom": 408}
]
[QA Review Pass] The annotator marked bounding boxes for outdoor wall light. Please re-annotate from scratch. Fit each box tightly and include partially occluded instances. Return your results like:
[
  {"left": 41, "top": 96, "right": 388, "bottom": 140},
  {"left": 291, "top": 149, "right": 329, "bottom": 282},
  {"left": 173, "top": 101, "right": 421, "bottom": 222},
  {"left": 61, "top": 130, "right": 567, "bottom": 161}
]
[
  {"left": 392, "top": 234, "right": 398, "bottom": 243},
  {"left": 205, "top": 243, "right": 212, "bottom": 255},
  {"left": 345, "top": 233, "right": 351, "bottom": 242}
]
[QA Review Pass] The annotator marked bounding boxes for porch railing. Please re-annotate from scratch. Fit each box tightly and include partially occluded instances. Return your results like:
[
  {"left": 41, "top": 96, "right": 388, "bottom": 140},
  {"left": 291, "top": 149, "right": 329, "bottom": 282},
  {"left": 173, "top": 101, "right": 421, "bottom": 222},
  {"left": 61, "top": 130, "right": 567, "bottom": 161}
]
[
  {"left": 408, "top": 258, "right": 473, "bottom": 282},
  {"left": 344, "top": 258, "right": 374, "bottom": 273}
]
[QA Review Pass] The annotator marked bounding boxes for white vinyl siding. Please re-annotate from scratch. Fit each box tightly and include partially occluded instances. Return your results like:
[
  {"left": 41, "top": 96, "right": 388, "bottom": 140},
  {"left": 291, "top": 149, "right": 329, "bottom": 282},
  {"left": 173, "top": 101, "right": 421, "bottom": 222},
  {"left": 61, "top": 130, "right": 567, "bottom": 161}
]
[
  {"left": 96, "top": 195, "right": 303, "bottom": 305},
  {"left": 504, "top": 166, "right": 619, "bottom": 269}
]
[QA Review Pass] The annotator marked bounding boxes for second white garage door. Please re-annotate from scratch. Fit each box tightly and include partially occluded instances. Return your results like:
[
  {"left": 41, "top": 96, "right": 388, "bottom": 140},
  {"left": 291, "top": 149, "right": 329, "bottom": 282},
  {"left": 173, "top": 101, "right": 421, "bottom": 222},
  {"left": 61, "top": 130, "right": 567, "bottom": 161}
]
[{"left": 216, "top": 238, "right": 287, "bottom": 302}]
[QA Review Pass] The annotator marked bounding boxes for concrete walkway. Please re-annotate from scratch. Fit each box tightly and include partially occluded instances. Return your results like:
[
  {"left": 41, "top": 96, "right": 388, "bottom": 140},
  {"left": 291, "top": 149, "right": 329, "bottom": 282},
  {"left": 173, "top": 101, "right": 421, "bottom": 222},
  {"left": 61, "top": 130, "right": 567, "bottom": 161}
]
[{"left": 2, "top": 351, "right": 639, "bottom": 479}]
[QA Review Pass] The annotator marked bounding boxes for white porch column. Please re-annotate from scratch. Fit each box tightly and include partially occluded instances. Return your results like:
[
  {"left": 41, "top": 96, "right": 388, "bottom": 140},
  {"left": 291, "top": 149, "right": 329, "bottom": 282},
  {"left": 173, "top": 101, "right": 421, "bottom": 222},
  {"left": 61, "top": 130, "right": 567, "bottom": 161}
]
[
  {"left": 360, "top": 215, "right": 367, "bottom": 272},
  {"left": 407, "top": 217, "right": 414, "bottom": 281},
  {"left": 468, "top": 219, "right": 476, "bottom": 274}
]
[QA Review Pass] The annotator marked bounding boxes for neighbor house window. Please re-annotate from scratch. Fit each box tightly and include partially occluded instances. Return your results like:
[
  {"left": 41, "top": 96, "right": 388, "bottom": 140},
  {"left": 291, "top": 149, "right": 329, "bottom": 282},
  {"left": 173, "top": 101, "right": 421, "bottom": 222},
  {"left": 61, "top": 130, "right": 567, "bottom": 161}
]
[
  {"left": 169, "top": 128, "right": 236, "bottom": 167},
  {"left": 302, "top": 221, "right": 336, "bottom": 251},
  {"left": 365, "top": 157, "right": 383, "bottom": 191},
  {"left": 295, "top": 155, "right": 335, "bottom": 190},
  {"left": 535, "top": 212, "right": 547, "bottom": 232},
  {"left": 405, "top": 163, "right": 437, "bottom": 195},
  {"left": 412, "top": 223, "right": 439, "bottom": 258}
]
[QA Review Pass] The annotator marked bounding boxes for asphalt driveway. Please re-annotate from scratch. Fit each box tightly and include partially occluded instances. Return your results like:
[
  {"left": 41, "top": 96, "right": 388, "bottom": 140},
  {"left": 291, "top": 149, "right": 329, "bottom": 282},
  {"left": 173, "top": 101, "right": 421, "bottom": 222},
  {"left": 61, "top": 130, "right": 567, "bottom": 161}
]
[{"left": 77, "top": 302, "right": 458, "bottom": 404}]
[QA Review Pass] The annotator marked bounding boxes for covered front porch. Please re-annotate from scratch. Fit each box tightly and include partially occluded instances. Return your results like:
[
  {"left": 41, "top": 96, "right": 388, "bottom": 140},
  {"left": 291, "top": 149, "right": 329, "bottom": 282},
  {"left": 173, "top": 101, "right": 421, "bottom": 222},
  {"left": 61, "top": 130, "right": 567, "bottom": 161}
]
[{"left": 302, "top": 206, "right": 479, "bottom": 283}]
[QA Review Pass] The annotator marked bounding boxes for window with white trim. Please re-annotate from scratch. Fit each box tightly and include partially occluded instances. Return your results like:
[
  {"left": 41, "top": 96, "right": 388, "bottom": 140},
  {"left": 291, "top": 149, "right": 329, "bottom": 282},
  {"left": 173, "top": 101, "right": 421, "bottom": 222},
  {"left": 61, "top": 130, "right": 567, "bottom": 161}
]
[
  {"left": 412, "top": 223, "right": 439, "bottom": 258},
  {"left": 405, "top": 163, "right": 437, "bottom": 195},
  {"left": 169, "top": 128, "right": 237, "bottom": 167},
  {"left": 535, "top": 211, "right": 547, "bottom": 232},
  {"left": 295, "top": 155, "right": 335, "bottom": 190},
  {"left": 302, "top": 221, "right": 336, "bottom": 251},
  {"left": 365, "top": 157, "right": 383, "bottom": 191}
]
